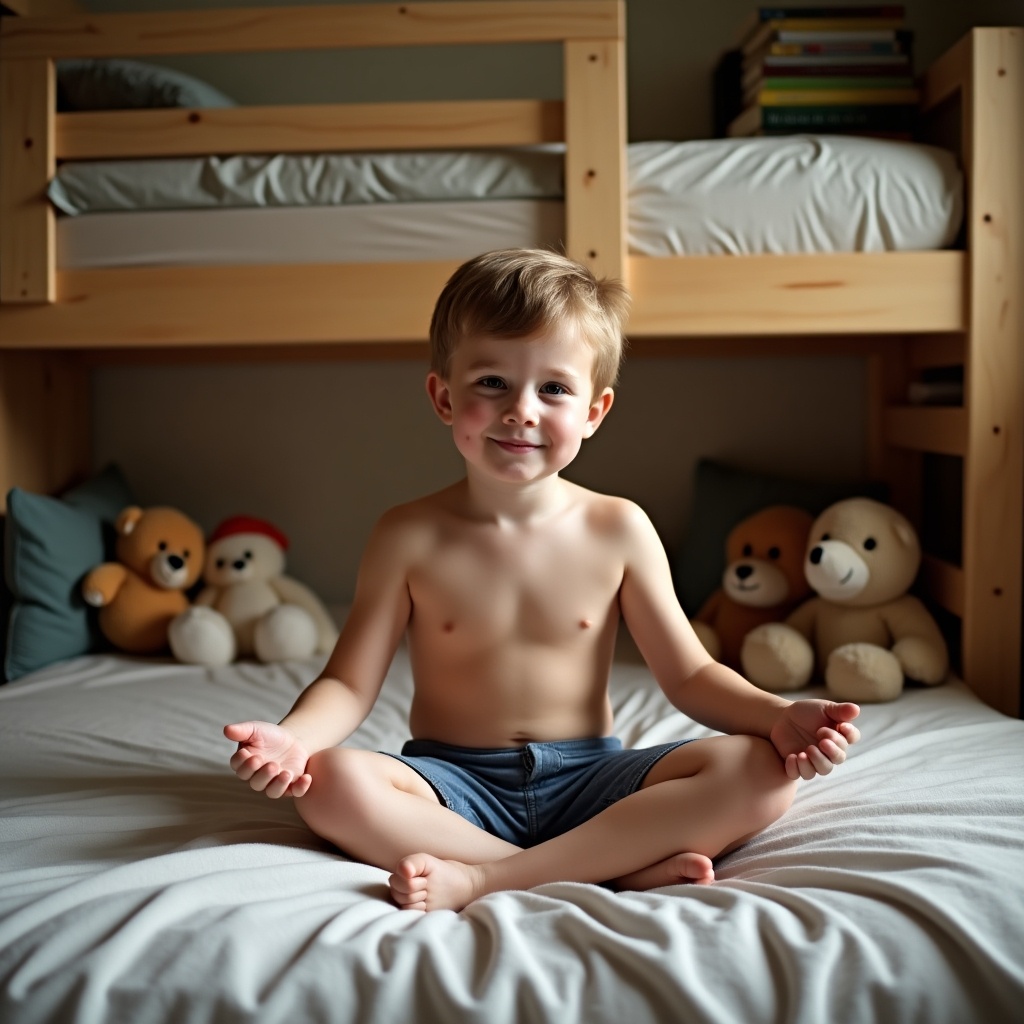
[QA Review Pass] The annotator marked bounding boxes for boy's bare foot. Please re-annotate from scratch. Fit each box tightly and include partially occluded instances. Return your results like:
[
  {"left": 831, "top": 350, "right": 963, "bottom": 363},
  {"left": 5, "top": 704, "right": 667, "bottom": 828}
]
[
  {"left": 388, "top": 854, "right": 485, "bottom": 912},
  {"left": 613, "top": 852, "right": 715, "bottom": 892}
]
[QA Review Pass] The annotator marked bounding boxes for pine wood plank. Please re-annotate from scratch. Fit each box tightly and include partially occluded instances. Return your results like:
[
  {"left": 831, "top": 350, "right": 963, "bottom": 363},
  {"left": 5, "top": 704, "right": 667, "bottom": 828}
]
[
  {"left": 0, "top": 351, "right": 90, "bottom": 507},
  {"left": 884, "top": 406, "right": 966, "bottom": 457},
  {"left": 0, "top": 59, "right": 54, "bottom": 303},
  {"left": 55, "top": 100, "right": 565, "bottom": 160},
  {"left": 564, "top": 37, "right": 626, "bottom": 281},
  {"left": 0, "top": 262, "right": 464, "bottom": 347},
  {"left": 959, "top": 28, "right": 1024, "bottom": 717},
  {"left": 0, "top": 2, "right": 624, "bottom": 59},
  {"left": 627, "top": 252, "right": 966, "bottom": 336}
]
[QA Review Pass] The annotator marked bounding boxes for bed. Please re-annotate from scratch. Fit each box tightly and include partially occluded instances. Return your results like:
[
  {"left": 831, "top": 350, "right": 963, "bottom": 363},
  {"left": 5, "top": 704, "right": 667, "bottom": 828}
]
[
  {"left": 1, "top": 3, "right": 1023, "bottom": 1020},
  {"left": 1, "top": 628, "right": 1023, "bottom": 1023}
]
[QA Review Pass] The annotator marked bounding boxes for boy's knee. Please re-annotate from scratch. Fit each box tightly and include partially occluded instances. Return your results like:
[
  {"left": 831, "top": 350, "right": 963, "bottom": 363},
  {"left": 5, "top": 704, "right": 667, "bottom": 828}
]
[
  {"left": 735, "top": 735, "right": 797, "bottom": 826},
  {"left": 298, "top": 748, "right": 370, "bottom": 828}
]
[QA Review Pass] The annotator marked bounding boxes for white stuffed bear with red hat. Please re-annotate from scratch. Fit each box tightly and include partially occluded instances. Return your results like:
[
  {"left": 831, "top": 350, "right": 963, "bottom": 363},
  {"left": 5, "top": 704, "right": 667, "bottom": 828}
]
[{"left": 168, "top": 515, "right": 337, "bottom": 666}]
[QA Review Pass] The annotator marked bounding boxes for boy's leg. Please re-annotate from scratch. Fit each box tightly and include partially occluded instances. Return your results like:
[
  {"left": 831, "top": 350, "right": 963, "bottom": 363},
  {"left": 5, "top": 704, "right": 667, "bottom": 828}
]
[
  {"left": 296, "top": 747, "right": 520, "bottom": 867},
  {"left": 390, "top": 734, "right": 797, "bottom": 911}
]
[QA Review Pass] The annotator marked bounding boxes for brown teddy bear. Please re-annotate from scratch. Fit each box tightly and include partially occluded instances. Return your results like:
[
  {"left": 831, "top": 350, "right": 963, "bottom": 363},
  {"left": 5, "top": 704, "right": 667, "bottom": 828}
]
[
  {"left": 691, "top": 505, "right": 814, "bottom": 669},
  {"left": 82, "top": 506, "right": 205, "bottom": 654},
  {"left": 741, "top": 497, "right": 949, "bottom": 702}
]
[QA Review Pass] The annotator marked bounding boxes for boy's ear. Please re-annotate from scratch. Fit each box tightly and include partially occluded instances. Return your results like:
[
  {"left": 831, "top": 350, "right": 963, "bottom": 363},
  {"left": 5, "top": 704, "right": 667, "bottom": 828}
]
[
  {"left": 426, "top": 372, "right": 454, "bottom": 425},
  {"left": 583, "top": 387, "right": 614, "bottom": 438}
]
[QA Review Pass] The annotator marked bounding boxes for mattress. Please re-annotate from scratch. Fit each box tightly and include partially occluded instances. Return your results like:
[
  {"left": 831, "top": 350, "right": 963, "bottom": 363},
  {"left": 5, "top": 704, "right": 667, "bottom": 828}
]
[
  {"left": 51, "top": 136, "right": 963, "bottom": 268},
  {"left": 1, "top": 630, "right": 1022, "bottom": 1024}
]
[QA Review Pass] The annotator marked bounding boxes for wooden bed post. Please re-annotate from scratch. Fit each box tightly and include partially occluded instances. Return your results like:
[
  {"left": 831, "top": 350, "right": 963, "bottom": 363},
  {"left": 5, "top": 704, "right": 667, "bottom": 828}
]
[
  {"left": 0, "top": 57, "right": 55, "bottom": 303},
  {"left": 563, "top": 14, "right": 627, "bottom": 285},
  {"left": 0, "top": 351, "right": 91, "bottom": 507},
  {"left": 960, "top": 28, "right": 1023, "bottom": 716}
]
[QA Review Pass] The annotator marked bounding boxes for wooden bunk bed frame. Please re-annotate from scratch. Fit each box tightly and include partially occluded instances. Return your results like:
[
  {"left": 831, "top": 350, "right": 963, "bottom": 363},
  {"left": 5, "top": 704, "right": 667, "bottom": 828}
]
[{"left": 0, "top": 3, "right": 1021, "bottom": 717}]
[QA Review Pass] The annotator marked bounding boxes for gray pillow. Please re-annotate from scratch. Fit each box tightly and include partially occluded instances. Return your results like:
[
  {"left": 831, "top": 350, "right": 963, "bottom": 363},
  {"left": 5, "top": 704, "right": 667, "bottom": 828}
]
[
  {"left": 2, "top": 465, "right": 136, "bottom": 682},
  {"left": 57, "top": 59, "right": 235, "bottom": 111}
]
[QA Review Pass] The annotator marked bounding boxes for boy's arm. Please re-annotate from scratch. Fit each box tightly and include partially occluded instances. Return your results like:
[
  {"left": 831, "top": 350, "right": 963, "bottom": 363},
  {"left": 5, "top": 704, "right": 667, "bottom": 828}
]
[
  {"left": 617, "top": 502, "right": 859, "bottom": 777},
  {"left": 225, "top": 509, "right": 415, "bottom": 794}
]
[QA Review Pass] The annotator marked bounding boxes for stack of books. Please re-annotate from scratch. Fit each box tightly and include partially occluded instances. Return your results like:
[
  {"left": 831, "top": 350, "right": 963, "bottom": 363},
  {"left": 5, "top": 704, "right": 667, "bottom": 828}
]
[{"left": 725, "top": 5, "right": 917, "bottom": 138}]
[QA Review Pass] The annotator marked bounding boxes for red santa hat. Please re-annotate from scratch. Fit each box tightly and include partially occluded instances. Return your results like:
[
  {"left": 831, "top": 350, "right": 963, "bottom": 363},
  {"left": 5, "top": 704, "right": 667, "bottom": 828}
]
[{"left": 209, "top": 515, "right": 289, "bottom": 551}]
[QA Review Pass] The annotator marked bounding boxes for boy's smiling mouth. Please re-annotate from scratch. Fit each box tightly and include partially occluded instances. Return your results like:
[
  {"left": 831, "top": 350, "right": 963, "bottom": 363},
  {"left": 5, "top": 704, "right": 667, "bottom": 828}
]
[{"left": 492, "top": 438, "right": 541, "bottom": 453}]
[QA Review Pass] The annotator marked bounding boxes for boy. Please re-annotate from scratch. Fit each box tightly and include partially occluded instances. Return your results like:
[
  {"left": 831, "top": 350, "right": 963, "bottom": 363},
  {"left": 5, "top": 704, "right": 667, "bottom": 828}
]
[{"left": 225, "top": 249, "right": 860, "bottom": 913}]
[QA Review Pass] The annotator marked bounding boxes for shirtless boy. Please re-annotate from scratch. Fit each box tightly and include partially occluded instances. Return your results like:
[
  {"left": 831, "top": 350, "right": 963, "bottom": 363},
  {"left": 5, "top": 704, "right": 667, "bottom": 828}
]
[{"left": 225, "top": 248, "right": 860, "bottom": 912}]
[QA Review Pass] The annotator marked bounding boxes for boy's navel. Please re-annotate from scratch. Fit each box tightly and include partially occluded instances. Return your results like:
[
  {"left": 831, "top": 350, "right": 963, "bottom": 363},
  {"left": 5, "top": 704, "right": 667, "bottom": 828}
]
[{"left": 442, "top": 621, "right": 455, "bottom": 633}]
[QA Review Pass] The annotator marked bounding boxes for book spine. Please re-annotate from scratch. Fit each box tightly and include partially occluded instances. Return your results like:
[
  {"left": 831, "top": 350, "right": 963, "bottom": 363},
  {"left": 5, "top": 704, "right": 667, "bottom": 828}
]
[
  {"left": 761, "top": 104, "right": 916, "bottom": 128},
  {"left": 775, "top": 28, "right": 903, "bottom": 42},
  {"left": 767, "top": 39, "right": 908, "bottom": 55},
  {"left": 754, "top": 5, "right": 905, "bottom": 17},
  {"left": 757, "top": 76, "right": 914, "bottom": 89},
  {"left": 758, "top": 87, "right": 919, "bottom": 105}
]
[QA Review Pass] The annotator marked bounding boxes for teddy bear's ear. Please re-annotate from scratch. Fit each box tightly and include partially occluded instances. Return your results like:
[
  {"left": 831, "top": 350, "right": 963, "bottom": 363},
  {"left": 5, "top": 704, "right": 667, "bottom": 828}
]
[
  {"left": 893, "top": 520, "right": 916, "bottom": 548},
  {"left": 116, "top": 506, "right": 144, "bottom": 537}
]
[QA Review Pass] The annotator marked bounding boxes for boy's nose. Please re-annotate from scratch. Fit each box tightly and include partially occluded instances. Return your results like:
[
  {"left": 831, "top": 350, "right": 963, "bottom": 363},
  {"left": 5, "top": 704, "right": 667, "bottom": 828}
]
[{"left": 503, "top": 392, "right": 539, "bottom": 426}]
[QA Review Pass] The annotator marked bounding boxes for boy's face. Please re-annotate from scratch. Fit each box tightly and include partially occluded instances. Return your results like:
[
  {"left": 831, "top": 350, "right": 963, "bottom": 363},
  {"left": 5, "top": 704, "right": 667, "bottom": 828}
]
[{"left": 426, "top": 327, "right": 614, "bottom": 486}]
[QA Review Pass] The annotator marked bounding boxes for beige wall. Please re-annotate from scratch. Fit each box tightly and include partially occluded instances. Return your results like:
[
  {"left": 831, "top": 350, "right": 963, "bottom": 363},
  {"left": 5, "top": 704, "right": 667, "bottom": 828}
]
[{"left": 86, "top": 0, "right": 1021, "bottom": 603}]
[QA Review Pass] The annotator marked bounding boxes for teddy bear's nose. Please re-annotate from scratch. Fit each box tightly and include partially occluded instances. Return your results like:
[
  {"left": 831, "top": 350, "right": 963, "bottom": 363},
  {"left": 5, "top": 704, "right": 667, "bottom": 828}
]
[
  {"left": 168, "top": 555, "right": 184, "bottom": 571},
  {"left": 735, "top": 564, "right": 754, "bottom": 580},
  {"left": 232, "top": 559, "right": 247, "bottom": 571},
  {"left": 809, "top": 546, "right": 823, "bottom": 565}
]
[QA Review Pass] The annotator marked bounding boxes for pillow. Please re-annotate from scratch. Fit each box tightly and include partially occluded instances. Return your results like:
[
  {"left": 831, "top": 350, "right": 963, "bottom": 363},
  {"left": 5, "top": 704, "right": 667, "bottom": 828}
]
[
  {"left": 56, "top": 59, "right": 235, "bottom": 112},
  {"left": 2, "top": 465, "right": 135, "bottom": 682},
  {"left": 674, "top": 458, "right": 888, "bottom": 616}
]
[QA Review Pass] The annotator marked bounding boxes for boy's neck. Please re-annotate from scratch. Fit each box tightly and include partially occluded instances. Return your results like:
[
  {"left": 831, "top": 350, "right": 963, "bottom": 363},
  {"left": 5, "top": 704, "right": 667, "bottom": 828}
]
[{"left": 460, "top": 469, "right": 575, "bottom": 525}]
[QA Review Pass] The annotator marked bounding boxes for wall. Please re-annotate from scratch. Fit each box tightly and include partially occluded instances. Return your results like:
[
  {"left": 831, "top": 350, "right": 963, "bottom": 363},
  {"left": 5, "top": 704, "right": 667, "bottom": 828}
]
[{"left": 84, "top": 0, "right": 1021, "bottom": 604}]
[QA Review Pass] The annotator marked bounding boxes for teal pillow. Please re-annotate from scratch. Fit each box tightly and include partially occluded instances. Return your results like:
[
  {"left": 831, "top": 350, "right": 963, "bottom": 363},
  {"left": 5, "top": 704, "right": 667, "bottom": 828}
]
[
  {"left": 2, "top": 465, "right": 135, "bottom": 681},
  {"left": 674, "top": 459, "right": 887, "bottom": 616},
  {"left": 57, "top": 59, "right": 235, "bottom": 112}
]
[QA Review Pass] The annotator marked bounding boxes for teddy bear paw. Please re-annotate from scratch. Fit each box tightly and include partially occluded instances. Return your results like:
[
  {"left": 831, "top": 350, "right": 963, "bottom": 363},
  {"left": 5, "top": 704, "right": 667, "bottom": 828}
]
[
  {"left": 741, "top": 623, "right": 814, "bottom": 692},
  {"left": 253, "top": 604, "right": 318, "bottom": 663},
  {"left": 169, "top": 607, "right": 237, "bottom": 667},
  {"left": 891, "top": 636, "right": 948, "bottom": 685},
  {"left": 825, "top": 643, "right": 903, "bottom": 703}
]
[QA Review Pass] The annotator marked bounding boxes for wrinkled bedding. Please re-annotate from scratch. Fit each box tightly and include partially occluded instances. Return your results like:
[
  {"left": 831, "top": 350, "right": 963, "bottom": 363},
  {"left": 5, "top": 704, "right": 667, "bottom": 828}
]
[{"left": 1, "top": 641, "right": 1021, "bottom": 1024}]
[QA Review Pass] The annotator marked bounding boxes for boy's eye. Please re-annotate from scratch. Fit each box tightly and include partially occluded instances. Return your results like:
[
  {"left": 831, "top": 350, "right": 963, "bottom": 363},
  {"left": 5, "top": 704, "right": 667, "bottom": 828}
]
[
  {"left": 477, "top": 376, "right": 505, "bottom": 390},
  {"left": 540, "top": 382, "right": 568, "bottom": 396}
]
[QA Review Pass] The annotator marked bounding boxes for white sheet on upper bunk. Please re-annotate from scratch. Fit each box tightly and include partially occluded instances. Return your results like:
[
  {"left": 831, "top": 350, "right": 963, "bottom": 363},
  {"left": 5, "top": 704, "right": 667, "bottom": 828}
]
[
  {"left": 1, "top": 636, "right": 1021, "bottom": 1024},
  {"left": 54, "top": 136, "right": 962, "bottom": 268}
]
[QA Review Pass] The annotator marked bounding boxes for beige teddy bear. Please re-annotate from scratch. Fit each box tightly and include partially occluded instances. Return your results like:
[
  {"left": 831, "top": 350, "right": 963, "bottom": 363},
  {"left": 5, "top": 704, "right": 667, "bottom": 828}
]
[
  {"left": 168, "top": 516, "right": 337, "bottom": 666},
  {"left": 740, "top": 497, "right": 948, "bottom": 703}
]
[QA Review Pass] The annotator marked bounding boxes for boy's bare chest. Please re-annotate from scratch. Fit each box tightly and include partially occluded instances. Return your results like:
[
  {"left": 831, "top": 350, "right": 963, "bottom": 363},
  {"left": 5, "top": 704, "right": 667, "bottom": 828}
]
[{"left": 409, "top": 528, "right": 623, "bottom": 641}]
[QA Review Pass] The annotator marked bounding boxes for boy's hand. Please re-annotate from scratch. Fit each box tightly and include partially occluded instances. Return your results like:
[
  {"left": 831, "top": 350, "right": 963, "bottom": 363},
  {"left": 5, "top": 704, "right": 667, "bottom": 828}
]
[
  {"left": 769, "top": 700, "right": 861, "bottom": 781},
  {"left": 224, "top": 721, "right": 312, "bottom": 798}
]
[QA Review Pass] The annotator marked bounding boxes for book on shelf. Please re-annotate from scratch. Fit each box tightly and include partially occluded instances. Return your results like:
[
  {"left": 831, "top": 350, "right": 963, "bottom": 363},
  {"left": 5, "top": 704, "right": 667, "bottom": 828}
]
[
  {"left": 727, "top": 101, "right": 916, "bottom": 137},
  {"left": 736, "top": 6, "right": 906, "bottom": 44},
  {"left": 743, "top": 77, "right": 916, "bottom": 107},
  {"left": 754, "top": 86, "right": 920, "bottom": 105},
  {"left": 742, "top": 17, "right": 906, "bottom": 57}
]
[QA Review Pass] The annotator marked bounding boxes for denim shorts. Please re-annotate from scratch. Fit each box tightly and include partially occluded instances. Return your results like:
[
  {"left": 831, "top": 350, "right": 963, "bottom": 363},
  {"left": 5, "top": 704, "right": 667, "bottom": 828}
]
[{"left": 383, "top": 735, "right": 694, "bottom": 848}]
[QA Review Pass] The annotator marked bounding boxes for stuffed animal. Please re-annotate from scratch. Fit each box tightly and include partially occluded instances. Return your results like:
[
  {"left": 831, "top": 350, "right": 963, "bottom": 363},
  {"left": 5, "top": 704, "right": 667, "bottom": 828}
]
[
  {"left": 168, "top": 515, "right": 338, "bottom": 666},
  {"left": 691, "top": 505, "right": 814, "bottom": 669},
  {"left": 741, "top": 497, "right": 949, "bottom": 702},
  {"left": 82, "top": 505, "right": 205, "bottom": 654}
]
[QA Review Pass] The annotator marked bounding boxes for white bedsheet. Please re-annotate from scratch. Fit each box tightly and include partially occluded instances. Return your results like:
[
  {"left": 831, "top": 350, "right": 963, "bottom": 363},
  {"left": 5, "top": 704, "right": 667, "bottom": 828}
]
[
  {"left": 1, "top": 641, "right": 1021, "bottom": 1024},
  {"left": 54, "top": 137, "right": 962, "bottom": 269}
]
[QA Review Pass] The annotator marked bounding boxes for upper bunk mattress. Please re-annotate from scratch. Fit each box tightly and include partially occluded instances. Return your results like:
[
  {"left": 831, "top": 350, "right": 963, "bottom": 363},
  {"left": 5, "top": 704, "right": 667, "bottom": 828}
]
[{"left": 52, "top": 136, "right": 963, "bottom": 267}]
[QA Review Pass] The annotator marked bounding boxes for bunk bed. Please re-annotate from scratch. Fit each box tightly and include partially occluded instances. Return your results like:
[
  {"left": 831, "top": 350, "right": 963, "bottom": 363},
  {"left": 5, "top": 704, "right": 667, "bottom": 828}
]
[{"left": 1, "top": 4, "right": 1022, "bottom": 1022}]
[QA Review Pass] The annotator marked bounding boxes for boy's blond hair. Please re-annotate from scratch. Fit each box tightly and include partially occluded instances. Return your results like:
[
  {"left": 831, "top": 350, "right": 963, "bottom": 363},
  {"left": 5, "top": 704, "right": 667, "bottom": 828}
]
[{"left": 429, "top": 249, "right": 630, "bottom": 393}]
